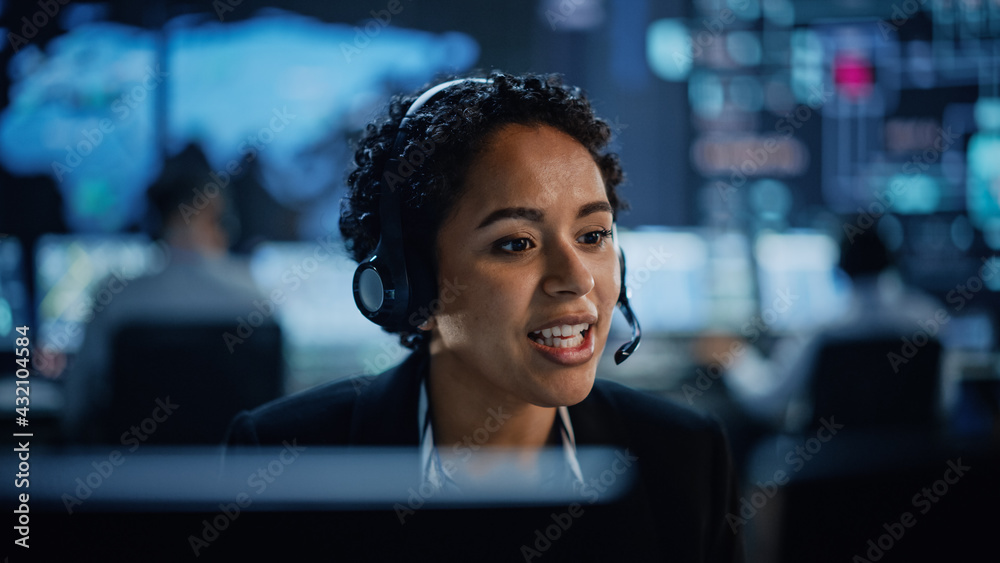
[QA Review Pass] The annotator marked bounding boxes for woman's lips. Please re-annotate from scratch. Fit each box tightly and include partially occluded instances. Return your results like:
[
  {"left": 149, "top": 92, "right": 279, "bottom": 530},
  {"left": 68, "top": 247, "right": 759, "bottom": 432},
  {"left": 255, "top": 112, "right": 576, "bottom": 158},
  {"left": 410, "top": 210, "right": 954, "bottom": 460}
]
[{"left": 526, "top": 325, "right": 595, "bottom": 366}]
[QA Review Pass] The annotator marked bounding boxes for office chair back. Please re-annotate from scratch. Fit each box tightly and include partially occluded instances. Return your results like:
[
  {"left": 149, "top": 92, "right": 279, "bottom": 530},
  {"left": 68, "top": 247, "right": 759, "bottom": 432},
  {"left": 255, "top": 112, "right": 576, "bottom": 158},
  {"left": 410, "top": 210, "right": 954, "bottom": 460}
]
[
  {"left": 107, "top": 321, "right": 283, "bottom": 444},
  {"left": 808, "top": 336, "right": 942, "bottom": 431}
]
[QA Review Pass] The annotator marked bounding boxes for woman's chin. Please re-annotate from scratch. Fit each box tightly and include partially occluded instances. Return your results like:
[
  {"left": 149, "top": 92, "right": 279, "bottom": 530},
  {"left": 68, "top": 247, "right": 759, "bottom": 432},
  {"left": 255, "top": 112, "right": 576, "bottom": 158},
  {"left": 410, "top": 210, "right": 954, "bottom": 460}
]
[{"left": 530, "top": 369, "right": 597, "bottom": 408}]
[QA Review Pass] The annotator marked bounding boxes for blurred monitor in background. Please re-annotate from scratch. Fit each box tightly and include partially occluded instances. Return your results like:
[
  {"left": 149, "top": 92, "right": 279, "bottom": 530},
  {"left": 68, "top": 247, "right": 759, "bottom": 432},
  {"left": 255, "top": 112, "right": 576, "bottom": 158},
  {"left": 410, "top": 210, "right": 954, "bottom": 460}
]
[
  {"left": 610, "top": 228, "right": 781, "bottom": 337},
  {"left": 0, "top": 237, "right": 30, "bottom": 355},
  {"left": 35, "top": 233, "right": 163, "bottom": 355},
  {"left": 754, "top": 230, "right": 849, "bottom": 332},
  {"left": 612, "top": 228, "right": 711, "bottom": 336},
  {"left": 248, "top": 241, "right": 406, "bottom": 392},
  {"left": 60, "top": 145, "right": 271, "bottom": 443}
]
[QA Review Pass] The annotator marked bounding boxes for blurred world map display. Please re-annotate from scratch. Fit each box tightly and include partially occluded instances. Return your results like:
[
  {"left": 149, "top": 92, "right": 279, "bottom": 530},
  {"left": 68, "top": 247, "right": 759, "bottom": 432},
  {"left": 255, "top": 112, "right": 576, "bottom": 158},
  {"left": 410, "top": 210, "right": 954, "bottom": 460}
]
[{"left": 0, "top": 9, "right": 478, "bottom": 236}]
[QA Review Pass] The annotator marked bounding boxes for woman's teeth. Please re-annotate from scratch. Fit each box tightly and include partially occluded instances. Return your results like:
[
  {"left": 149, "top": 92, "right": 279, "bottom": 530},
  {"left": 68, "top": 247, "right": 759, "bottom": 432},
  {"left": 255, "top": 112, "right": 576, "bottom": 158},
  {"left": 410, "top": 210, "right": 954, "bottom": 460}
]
[{"left": 531, "top": 323, "right": 589, "bottom": 348}]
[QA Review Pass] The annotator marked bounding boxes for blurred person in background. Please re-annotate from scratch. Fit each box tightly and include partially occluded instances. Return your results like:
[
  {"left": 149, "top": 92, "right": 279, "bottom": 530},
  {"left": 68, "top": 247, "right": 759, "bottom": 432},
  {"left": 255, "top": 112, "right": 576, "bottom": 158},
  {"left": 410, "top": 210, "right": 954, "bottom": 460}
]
[
  {"left": 721, "top": 220, "right": 943, "bottom": 431},
  {"left": 226, "top": 72, "right": 744, "bottom": 561},
  {"left": 62, "top": 145, "right": 265, "bottom": 442}
]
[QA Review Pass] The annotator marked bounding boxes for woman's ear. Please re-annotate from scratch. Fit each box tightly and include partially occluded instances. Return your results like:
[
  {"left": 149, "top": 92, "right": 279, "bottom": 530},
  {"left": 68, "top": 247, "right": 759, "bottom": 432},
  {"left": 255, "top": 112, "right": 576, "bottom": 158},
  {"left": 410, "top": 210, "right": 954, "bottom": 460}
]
[{"left": 417, "top": 316, "right": 436, "bottom": 331}]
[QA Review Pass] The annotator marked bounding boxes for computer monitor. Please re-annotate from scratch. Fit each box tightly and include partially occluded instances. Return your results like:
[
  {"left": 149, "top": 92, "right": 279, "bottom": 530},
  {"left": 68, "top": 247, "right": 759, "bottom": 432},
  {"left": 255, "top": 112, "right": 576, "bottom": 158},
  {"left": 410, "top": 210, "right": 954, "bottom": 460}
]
[
  {"left": 753, "top": 231, "right": 848, "bottom": 331},
  {"left": 248, "top": 241, "right": 405, "bottom": 389},
  {"left": 0, "top": 237, "right": 30, "bottom": 352},
  {"left": 18, "top": 445, "right": 637, "bottom": 560},
  {"left": 940, "top": 310, "right": 994, "bottom": 351},
  {"left": 613, "top": 228, "right": 712, "bottom": 335},
  {"left": 34, "top": 234, "right": 165, "bottom": 353}
]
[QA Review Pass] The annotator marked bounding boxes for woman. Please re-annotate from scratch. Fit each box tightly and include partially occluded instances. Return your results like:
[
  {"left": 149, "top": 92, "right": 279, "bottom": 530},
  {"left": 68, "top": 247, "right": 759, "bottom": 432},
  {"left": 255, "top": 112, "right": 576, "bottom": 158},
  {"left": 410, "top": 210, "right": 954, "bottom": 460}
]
[{"left": 227, "top": 71, "right": 743, "bottom": 561}]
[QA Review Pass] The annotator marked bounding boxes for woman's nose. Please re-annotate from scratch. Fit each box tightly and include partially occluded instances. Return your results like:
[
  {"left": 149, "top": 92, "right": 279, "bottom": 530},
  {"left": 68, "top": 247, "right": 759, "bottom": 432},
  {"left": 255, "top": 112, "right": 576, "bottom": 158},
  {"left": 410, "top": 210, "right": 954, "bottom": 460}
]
[{"left": 542, "top": 239, "right": 595, "bottom": 297}]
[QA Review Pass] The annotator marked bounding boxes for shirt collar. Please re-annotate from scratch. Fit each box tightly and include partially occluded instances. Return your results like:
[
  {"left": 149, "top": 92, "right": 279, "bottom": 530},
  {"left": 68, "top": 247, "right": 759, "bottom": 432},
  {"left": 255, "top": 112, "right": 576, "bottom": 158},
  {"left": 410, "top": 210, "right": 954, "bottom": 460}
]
[{"left": 418, "top": 377, "right": 584, "bottom": 492}]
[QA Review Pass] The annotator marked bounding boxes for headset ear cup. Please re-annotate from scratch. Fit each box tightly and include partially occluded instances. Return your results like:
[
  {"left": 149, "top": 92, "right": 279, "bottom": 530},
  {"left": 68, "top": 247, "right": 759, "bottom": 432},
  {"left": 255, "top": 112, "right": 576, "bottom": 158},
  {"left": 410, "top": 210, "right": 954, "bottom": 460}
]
[
  {"left": 353, "top": 252, "right": 411, "bottom": 331},
  {"left": 354, "top": 263, "right": 386, "bottom": 315}
]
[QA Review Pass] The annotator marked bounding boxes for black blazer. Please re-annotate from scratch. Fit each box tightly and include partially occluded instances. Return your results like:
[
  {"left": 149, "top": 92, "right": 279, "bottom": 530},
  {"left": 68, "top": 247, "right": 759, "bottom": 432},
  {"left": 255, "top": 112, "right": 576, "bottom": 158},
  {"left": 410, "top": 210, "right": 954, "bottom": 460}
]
[{"left": 226, "top": 349, "right": 745, "bottom": 562}]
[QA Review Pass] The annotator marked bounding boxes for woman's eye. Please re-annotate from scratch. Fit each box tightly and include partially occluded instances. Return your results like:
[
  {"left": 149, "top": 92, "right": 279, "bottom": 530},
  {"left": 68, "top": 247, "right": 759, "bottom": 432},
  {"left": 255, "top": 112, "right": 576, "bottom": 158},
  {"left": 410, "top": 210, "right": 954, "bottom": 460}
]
[
  {"left": 579, "top": 229, "right": 613, "bottom": 245},
  {"left": 498, "top": 238, "right": 533, "bottom": 252}
]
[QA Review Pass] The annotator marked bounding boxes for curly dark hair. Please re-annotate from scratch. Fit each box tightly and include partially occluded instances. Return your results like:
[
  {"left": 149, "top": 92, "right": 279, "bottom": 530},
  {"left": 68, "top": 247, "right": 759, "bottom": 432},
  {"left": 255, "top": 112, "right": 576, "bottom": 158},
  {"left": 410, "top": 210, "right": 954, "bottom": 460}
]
[{"left": 339, "top": 70, "right": 627, "bottom": 348}]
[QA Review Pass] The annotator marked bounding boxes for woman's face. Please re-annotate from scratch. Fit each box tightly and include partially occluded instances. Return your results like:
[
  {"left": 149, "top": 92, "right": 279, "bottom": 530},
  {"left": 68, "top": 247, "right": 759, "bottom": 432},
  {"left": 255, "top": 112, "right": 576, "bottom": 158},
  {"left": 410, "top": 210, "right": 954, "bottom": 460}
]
[{"left": 429, "top": 123, "right": 620, "bottom": 408}]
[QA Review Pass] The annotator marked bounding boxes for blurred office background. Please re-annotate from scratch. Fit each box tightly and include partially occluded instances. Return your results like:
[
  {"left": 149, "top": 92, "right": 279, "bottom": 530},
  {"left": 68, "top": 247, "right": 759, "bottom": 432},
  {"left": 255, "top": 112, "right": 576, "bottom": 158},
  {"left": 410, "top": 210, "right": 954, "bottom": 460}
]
[{"left": 0, "top": 0, "right": 998, "bottom": 560}]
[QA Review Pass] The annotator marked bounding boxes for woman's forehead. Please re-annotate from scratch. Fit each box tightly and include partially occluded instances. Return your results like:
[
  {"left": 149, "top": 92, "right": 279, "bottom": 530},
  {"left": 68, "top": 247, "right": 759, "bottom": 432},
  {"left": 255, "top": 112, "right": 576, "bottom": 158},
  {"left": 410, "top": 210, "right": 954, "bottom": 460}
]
[{"left": 454, "top": 124, "right": 608, "bottom": 217}]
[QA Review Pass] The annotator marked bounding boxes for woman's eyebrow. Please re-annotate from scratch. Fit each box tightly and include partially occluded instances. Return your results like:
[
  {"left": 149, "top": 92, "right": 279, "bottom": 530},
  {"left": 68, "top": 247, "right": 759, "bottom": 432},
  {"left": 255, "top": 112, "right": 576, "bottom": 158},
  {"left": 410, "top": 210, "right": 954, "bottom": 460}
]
[
  {"left": 578, "top": 200, "right": 614, "bottom": 218},
  {"left": 476, "top": 207, "right": 543, "bottom": 229},
  {"left": 476, "top": 201, "right": 613, "bottom": 230}
]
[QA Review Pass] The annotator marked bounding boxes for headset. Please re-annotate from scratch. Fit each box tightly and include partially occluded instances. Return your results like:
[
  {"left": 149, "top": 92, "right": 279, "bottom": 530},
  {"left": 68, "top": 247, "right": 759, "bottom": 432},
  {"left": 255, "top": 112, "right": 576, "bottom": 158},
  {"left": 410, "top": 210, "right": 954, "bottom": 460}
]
[{"left": 352, "top": 77, "right": 641, "bottom": 364}]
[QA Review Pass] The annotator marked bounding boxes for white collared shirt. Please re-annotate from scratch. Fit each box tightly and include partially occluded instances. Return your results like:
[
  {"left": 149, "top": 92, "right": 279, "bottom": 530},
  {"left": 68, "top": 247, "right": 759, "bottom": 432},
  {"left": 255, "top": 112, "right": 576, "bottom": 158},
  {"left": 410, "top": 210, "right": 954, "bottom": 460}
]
[{"left": 418, "top": 378, "right": 584, "bottom": 493}]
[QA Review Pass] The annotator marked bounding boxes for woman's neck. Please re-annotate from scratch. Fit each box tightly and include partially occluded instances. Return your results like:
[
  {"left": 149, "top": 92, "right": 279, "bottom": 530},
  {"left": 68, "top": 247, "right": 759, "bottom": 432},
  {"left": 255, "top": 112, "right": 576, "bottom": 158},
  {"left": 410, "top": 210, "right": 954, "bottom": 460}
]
[{"left": 426, "top": 353, "right": 557, "bottom": 452}]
